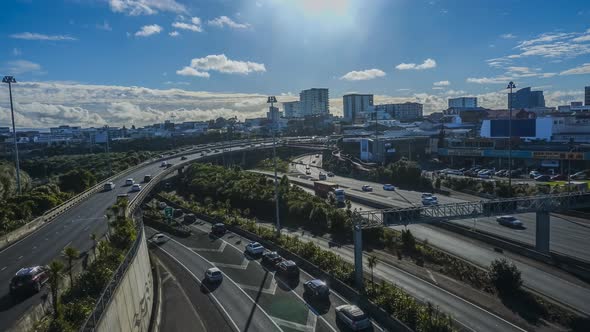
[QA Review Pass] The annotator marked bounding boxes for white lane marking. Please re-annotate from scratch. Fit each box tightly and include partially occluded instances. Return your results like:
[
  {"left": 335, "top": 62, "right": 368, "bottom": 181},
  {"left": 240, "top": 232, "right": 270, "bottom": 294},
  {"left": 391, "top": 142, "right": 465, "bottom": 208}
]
[
  {"left": 189, "top": 223, "right": 339, "bottom": 332},
  {"left": 1, "top": 266, "right": 7, "bottom": 271},
  {"left": 427, "top": 269, "right": 438, "bottom": 284},
  {"left": 64, "top": 241, "right": 73, "bottom": 249},
  {"left": 163, "top": 236, "right": 284, "bottom": 331},
  {"left": 191, "top": 241, "right": 227, "bottom": 252},
  {"left": 156, "top": 246, "right": 240, "bottom": 332},
  {"left": 18, "top": 256, "right": 23, "bottom": 260}
]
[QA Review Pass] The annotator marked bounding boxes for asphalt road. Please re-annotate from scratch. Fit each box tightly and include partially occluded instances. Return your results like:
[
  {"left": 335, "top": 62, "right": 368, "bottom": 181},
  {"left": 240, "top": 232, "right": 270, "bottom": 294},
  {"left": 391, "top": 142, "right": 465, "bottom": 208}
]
[
  {"left": 292, "top": 155, "right": 590, "bottom": 262},
  {"left": 148, "top": 222, "right": 385, "bottom": 332},
  {"left": 0, "top": 140, "right": 273, "bottom": 331},
  {"left": 289, "top": 155, "right": 590, "bottom": 316}
]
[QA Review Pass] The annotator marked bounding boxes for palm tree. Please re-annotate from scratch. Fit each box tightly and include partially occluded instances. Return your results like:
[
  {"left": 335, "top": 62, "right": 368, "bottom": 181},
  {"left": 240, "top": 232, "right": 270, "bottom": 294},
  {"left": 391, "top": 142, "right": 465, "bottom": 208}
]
[
  {"left": 367, "top": 256, "right": 378, "bottom": 286},
  {"left": 63, "top": 246, "right": 79, "bottom": 286},
  {"left": 48, "top": 260, "right": 64, "bottom": 318},
  {"left": 90, "top": 233, "right": 98, "bottom": 258}
]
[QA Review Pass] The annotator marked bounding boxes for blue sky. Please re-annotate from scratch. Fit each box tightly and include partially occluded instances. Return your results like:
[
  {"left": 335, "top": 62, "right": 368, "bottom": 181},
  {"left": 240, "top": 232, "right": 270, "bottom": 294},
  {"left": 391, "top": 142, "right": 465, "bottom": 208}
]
[{"left": 1, "top": 0, "right": 590, "bottom": 127}]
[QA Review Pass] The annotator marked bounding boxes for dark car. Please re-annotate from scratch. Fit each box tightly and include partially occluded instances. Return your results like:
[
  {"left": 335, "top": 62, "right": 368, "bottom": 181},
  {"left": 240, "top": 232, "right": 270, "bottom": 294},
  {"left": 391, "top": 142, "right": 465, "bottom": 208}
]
[
  {"left": 143, "top": 175, "right": 152, "bottom": 183},
  {"left": 534, "top": 175, "right": 551, "bottom": 182},
  {"left": 303, "top": 279, "right": 330, "bottom": 300},
  {"left": 181, "top": 156, "right": 187, "bottom": 160},
  {"left": 276, "top": 260, "right": 299, "bottom": 279},
  {"left": 211, "top": 223, "right": 226, "bottom": 236},
  {"left": 183, "top": 213, "right": 196, "bottom": 223},
  {"left": 261, "top": 251, "right": 283, "bottom": 266},
  {"left": 10, "top": 266, "right": 49, "bottom": 297}
]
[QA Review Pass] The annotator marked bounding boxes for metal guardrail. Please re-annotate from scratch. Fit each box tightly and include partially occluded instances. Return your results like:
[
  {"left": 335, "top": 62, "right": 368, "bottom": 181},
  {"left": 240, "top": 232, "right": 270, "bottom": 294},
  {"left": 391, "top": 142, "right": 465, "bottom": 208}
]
[{"left": 79, "top": 139, "right": 275, "bottom": 331}]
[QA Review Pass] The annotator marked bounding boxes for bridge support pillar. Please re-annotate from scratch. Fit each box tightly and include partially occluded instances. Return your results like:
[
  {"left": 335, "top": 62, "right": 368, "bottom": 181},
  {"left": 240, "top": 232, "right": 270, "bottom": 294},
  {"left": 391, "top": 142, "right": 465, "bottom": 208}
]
[
  {"left": 535, "top": 211, "right": 550, "bottom": 254},
  {"left": 353, "top": 225, "right": 363, "bottom": 291}
]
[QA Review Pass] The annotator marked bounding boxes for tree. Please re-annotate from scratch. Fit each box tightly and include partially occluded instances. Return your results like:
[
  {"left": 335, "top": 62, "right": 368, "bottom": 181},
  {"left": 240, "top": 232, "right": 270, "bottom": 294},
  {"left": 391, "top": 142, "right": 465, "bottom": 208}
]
[
  {"left": 435, "top": 178, "right": 441, "bottom": 190},
  {"left": 48, "top": 260, "right": 64, "bottom": 318},
  {"left": 63, "top": 246, "right": 79, "bottom": 286},
  {"left": 58, "top": 169, "right": 97, "bottom": 193},
  {"left": 90, "top": 233, "right": 98, "bottom": 258},
  {"left": 367, "top": 255, "right": 378, "bottom": 286},
  {"left": 488, "top": 259, "right": 522, "bottom": 295},
  {"left": 401, "top": 229, "right": 416, "bottom": 252}
]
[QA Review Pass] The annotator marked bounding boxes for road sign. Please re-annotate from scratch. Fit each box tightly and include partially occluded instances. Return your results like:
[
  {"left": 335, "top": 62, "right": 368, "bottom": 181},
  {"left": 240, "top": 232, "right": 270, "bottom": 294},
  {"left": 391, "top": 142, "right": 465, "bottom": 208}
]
[{"left": 164, "top": 207, "right": 174, "bottom": 218}]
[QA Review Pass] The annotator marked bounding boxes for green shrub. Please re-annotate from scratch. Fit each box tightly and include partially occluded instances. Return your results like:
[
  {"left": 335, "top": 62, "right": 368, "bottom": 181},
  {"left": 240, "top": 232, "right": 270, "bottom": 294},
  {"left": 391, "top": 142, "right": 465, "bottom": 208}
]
[{"left": 488, "top": 259, "right": 522, "bottom": 295}]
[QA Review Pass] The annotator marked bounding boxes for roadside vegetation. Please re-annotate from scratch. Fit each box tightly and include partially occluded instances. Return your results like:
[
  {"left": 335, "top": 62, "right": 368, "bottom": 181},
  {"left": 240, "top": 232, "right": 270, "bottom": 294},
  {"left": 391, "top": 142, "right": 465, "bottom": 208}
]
[
  {"left": 34, "top": 198, "right": 137, "bottom": 331},
  {"left": 0, "top": 151, "right": 152, "bottom": 236},
  {"left": 166, "top": 163, "right": 590, "bottom": 331},
  {"left": 256, "top": 157, "right": 290, "bottom": 173}
]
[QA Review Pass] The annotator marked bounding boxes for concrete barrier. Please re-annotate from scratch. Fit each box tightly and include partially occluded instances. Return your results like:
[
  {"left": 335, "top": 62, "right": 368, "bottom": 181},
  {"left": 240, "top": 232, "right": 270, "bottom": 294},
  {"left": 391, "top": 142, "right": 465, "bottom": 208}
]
[{"left": 94, "top": 229, "right": 153, "bottom": 332}]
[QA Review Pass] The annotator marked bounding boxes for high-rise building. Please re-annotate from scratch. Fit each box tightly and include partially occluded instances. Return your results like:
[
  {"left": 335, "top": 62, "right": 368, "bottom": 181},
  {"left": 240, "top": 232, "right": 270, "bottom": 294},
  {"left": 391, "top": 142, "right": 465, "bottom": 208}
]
[
  {"left": 448, "top": 97, "right": 477, "bottom": 109},
  {"left": 282, "top": 101, "right": 300, "bottom": 118},
  {"left": 266, "top": 106, "right": 280, "bottom": 122},
  {"left": 343, "top": 94, "right": 373, "bottom": 122},
  {"left": 374, "top": 102, "right": 423, "bottom": 121},
  {"left": 508, "top": 87, "right": 545, "bottom": 109},
  {"left": 585, "top": 86, "right": 590, "bottom": 106},
  {"left": 300, "top": 88, "right": 329, "bottom": 116}
]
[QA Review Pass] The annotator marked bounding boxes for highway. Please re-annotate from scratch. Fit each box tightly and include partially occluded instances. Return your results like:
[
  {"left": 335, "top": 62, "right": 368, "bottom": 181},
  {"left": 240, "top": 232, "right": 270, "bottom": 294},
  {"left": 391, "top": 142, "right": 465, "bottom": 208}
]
[
  {"left": 147, "top": 222, "right": 385, "bottom": 332},
  {"left": 289, "top": 154, "right": 590, "bottom": 316},
  {"left": 293, "top": 155, "right": 590, "bottom": 262},
  {"left": 0, "top": 140, "right": 272, "bottom": 331}
]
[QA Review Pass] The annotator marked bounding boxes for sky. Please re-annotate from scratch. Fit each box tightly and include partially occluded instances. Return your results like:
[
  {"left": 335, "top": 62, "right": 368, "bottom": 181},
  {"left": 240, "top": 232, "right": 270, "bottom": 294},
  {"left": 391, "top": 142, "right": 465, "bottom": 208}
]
[{"left": 1, "top": 0, "right": 590, "bottom": 128}]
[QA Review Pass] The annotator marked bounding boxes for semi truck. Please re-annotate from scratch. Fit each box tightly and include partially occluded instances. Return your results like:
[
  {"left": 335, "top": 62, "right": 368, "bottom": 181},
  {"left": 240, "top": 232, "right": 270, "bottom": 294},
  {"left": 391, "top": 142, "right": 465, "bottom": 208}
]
[{"left": 314, "top": 181, "right": 346, "bottom": 206}]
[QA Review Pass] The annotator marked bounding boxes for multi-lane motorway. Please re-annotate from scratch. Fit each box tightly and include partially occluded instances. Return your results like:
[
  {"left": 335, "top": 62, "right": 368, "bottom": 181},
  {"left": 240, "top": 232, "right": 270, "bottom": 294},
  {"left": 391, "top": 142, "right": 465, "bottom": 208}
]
[
  {"left": 0, "top": 141, "right": 272, "bottom": 331},
  {"left": 290, "top": 154, "right": 590, "bottom": 317},
  {"left": 148, "top": 222, "right": 385, "bottom": 332}
]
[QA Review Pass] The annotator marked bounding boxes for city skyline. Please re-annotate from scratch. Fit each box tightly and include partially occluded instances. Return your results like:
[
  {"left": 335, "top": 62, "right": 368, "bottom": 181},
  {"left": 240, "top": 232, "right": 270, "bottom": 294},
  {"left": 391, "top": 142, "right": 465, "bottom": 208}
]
[{"left": 1, "top": 0, "right": 589, "bottom": 127}]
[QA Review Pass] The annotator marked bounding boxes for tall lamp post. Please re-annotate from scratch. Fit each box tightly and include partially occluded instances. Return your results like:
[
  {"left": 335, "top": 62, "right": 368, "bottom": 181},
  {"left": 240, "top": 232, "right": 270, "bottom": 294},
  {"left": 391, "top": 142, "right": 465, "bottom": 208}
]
[
  {"left": 507, "top": 81, "right": 516, "bottom": 197},
  {"left": 3, "top": 76, "right": 22, "bottom": 195},
  {"left": 267, "top": 96, "right": 281, "bottom": 235}
]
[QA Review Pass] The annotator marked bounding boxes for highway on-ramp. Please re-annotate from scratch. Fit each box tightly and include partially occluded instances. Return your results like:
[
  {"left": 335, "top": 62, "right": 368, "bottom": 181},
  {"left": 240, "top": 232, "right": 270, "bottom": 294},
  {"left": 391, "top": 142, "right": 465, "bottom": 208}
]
[{"left": 0, "top": 141, "right": 272, "bottom": 331}]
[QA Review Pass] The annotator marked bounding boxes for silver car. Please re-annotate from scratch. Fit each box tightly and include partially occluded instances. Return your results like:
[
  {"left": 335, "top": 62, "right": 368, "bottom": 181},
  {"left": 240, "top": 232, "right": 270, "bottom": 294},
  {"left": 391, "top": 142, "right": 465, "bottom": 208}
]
[
  {"left": 205, "top": 267, "right": 223, "bottom": 282},
  {"left": 335, "top": 305, "right": 371, "bottom": 331}
]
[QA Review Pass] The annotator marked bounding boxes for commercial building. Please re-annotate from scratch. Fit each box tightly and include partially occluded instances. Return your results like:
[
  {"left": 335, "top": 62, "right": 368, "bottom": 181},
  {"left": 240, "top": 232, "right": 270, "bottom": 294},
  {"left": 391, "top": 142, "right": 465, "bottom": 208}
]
[
  {"left": 508, "top": 87, "right": 545, "bottom": 109},
  {"left": 300, "top": 88, "right": 329, "bottom": 116},
  {"left": 282, "top": 101, "right": 300, "bottom": 118},
  {"left": 448, "top": 97, "right": 477, "bottom": 109},
  {"left": 586, "top": 86, "right": 590, "bottom": 106},
  {"left": 343, "top": 94, "right": 373, "bottom": 122},
  {"left": 267, "top": 106, "right": 281, "bottom": 122},
  {"left": 374, "top": 102, "right": 423, "bottom": 121}
]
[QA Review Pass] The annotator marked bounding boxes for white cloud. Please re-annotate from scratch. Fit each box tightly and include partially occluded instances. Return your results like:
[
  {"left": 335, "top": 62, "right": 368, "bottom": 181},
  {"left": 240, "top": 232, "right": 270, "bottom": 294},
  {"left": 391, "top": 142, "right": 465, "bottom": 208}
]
[
  {"left": 433, "top": 80, "right": 450, "bottom": 86},
  {"left": 176, "top": 67, "right": 210, "bottom": 78},
  {"left": 108, "top": 0, "right": 187, "bottom": 16},
  {"left": 560, "top": 63, "right": 590, "bottom": 76},
  {"left": 4, "top": 60, "right": 42, "bottom": 75},
  {"left": 500, "top": 33, "right": 516, "bottom": 39},
  {"left": 573, "top": 34, "right": 590, "bottom": 43},
  {"left": 339, "top": 69, "right": 385, "bottom": 81},
  {"left": 135, "top": 24, "right": 162, "bottom": 37},
  {"left": 208, "top": 16, "right": 250, "bottom": 29},
  {"left": 10, "top": 32, "right": 77, "bottom": 41},
  {"left": 12, "top": 48, "right": 21, "bottom": 56},
  {"left": 432, "top": 87, "right": 444, "bottom": 90},
  {"left": 466, "top": 76, "right": 511, "bottom": 84},
  {"left": 97, "top": 21, "right": 112, "bottom": 31},
  {"left": 395, "top": 58, "right": 437, "bottom": 70},
  {"left": 172, "top": 17, "right": 203, "bottom": 32},
  {"left": 177, "top": 54, "right": 266, "bottom": 77},
  {"left": 169, "top": 31, "right": 180, "bottom": 37}
]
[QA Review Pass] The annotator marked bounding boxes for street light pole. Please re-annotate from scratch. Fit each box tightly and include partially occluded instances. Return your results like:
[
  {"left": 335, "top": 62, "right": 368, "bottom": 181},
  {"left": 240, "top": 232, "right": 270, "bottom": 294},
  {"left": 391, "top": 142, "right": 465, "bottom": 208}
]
[
  {"left": 3, "top": 76, "right": 22, "bottom": 195},
  {"left": 507, "top": 81, "right": 516, "bottom": 197},
  {"left": 104, "top": 125, "right": 112, "bottom": 176},
  {"left": 267, "top": 96, "right": 281, "bottom": 235}
]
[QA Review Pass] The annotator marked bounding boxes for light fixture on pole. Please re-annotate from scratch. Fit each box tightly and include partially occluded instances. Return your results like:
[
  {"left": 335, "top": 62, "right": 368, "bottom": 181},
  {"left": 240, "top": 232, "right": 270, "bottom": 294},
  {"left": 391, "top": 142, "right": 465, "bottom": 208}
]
[
  {"left": 267, "top": 96, "right": 281, "bottom": 235},
  {"left": 507, "top": 81, "right": 516, "bottom": 197},
  {"left": 3, "top": 76, "right": 22, "bottom": 195}
]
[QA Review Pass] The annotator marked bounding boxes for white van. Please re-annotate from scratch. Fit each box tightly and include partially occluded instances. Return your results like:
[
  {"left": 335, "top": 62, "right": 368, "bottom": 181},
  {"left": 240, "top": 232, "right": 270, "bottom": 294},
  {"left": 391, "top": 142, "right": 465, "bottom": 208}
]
[{"left": 103, "top": 182, "right": 115, "bottom": 191}]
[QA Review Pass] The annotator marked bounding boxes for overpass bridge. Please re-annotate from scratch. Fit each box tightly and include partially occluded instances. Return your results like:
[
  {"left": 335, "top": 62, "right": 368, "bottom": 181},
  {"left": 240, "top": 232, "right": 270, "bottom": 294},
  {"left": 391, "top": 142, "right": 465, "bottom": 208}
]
[{"left": 350, "top": 191, "right": 590, "bottom": 289}]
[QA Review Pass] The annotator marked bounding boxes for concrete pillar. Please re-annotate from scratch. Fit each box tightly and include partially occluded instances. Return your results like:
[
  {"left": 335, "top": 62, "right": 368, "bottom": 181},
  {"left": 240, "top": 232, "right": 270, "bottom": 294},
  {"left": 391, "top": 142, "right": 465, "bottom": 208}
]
[
  {"left": 353, "top": 225, "right": 363, "bottom": 291},
  {"left": 535, "top": 211, "right": 550, "bottom": 254}
]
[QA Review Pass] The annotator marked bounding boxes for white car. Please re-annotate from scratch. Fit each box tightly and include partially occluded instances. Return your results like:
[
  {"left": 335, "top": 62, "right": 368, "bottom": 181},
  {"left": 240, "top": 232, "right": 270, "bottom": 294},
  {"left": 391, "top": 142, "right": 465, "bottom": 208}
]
[
  {"left": 496, "top": 216, "right": 523, "bottom": 228},
  {"left": 152, "top": 233, "right": 167, "bottom": 244},
  {"left": 161, "top": 161, "right": 168, "bottom": 167},
  {"left": 245, "top": 242, "right": 265, "bottom": 255},
  {"left": 361, "top": 185, "right": 373, "bottom": 192},
  {"left": 335, "top": 305, "right": 371, "bottom": 331},
  {"left": 383, "top": 184, "right": 395, "bottom": 191},
  {"left": 125, "top": 178, "right": 134, "bottom": 186},
  {"left": 421, "top": 193, "right": 433, "bottom": 199},
  {"left": 204, "top": 267, "right": 223, "bottom": 282},
  {"left": 131, "top": 184, "right": 141, "bottom": 192},
  {"left": 103, "top": 182, "right": 115, "bottom": 191}
]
